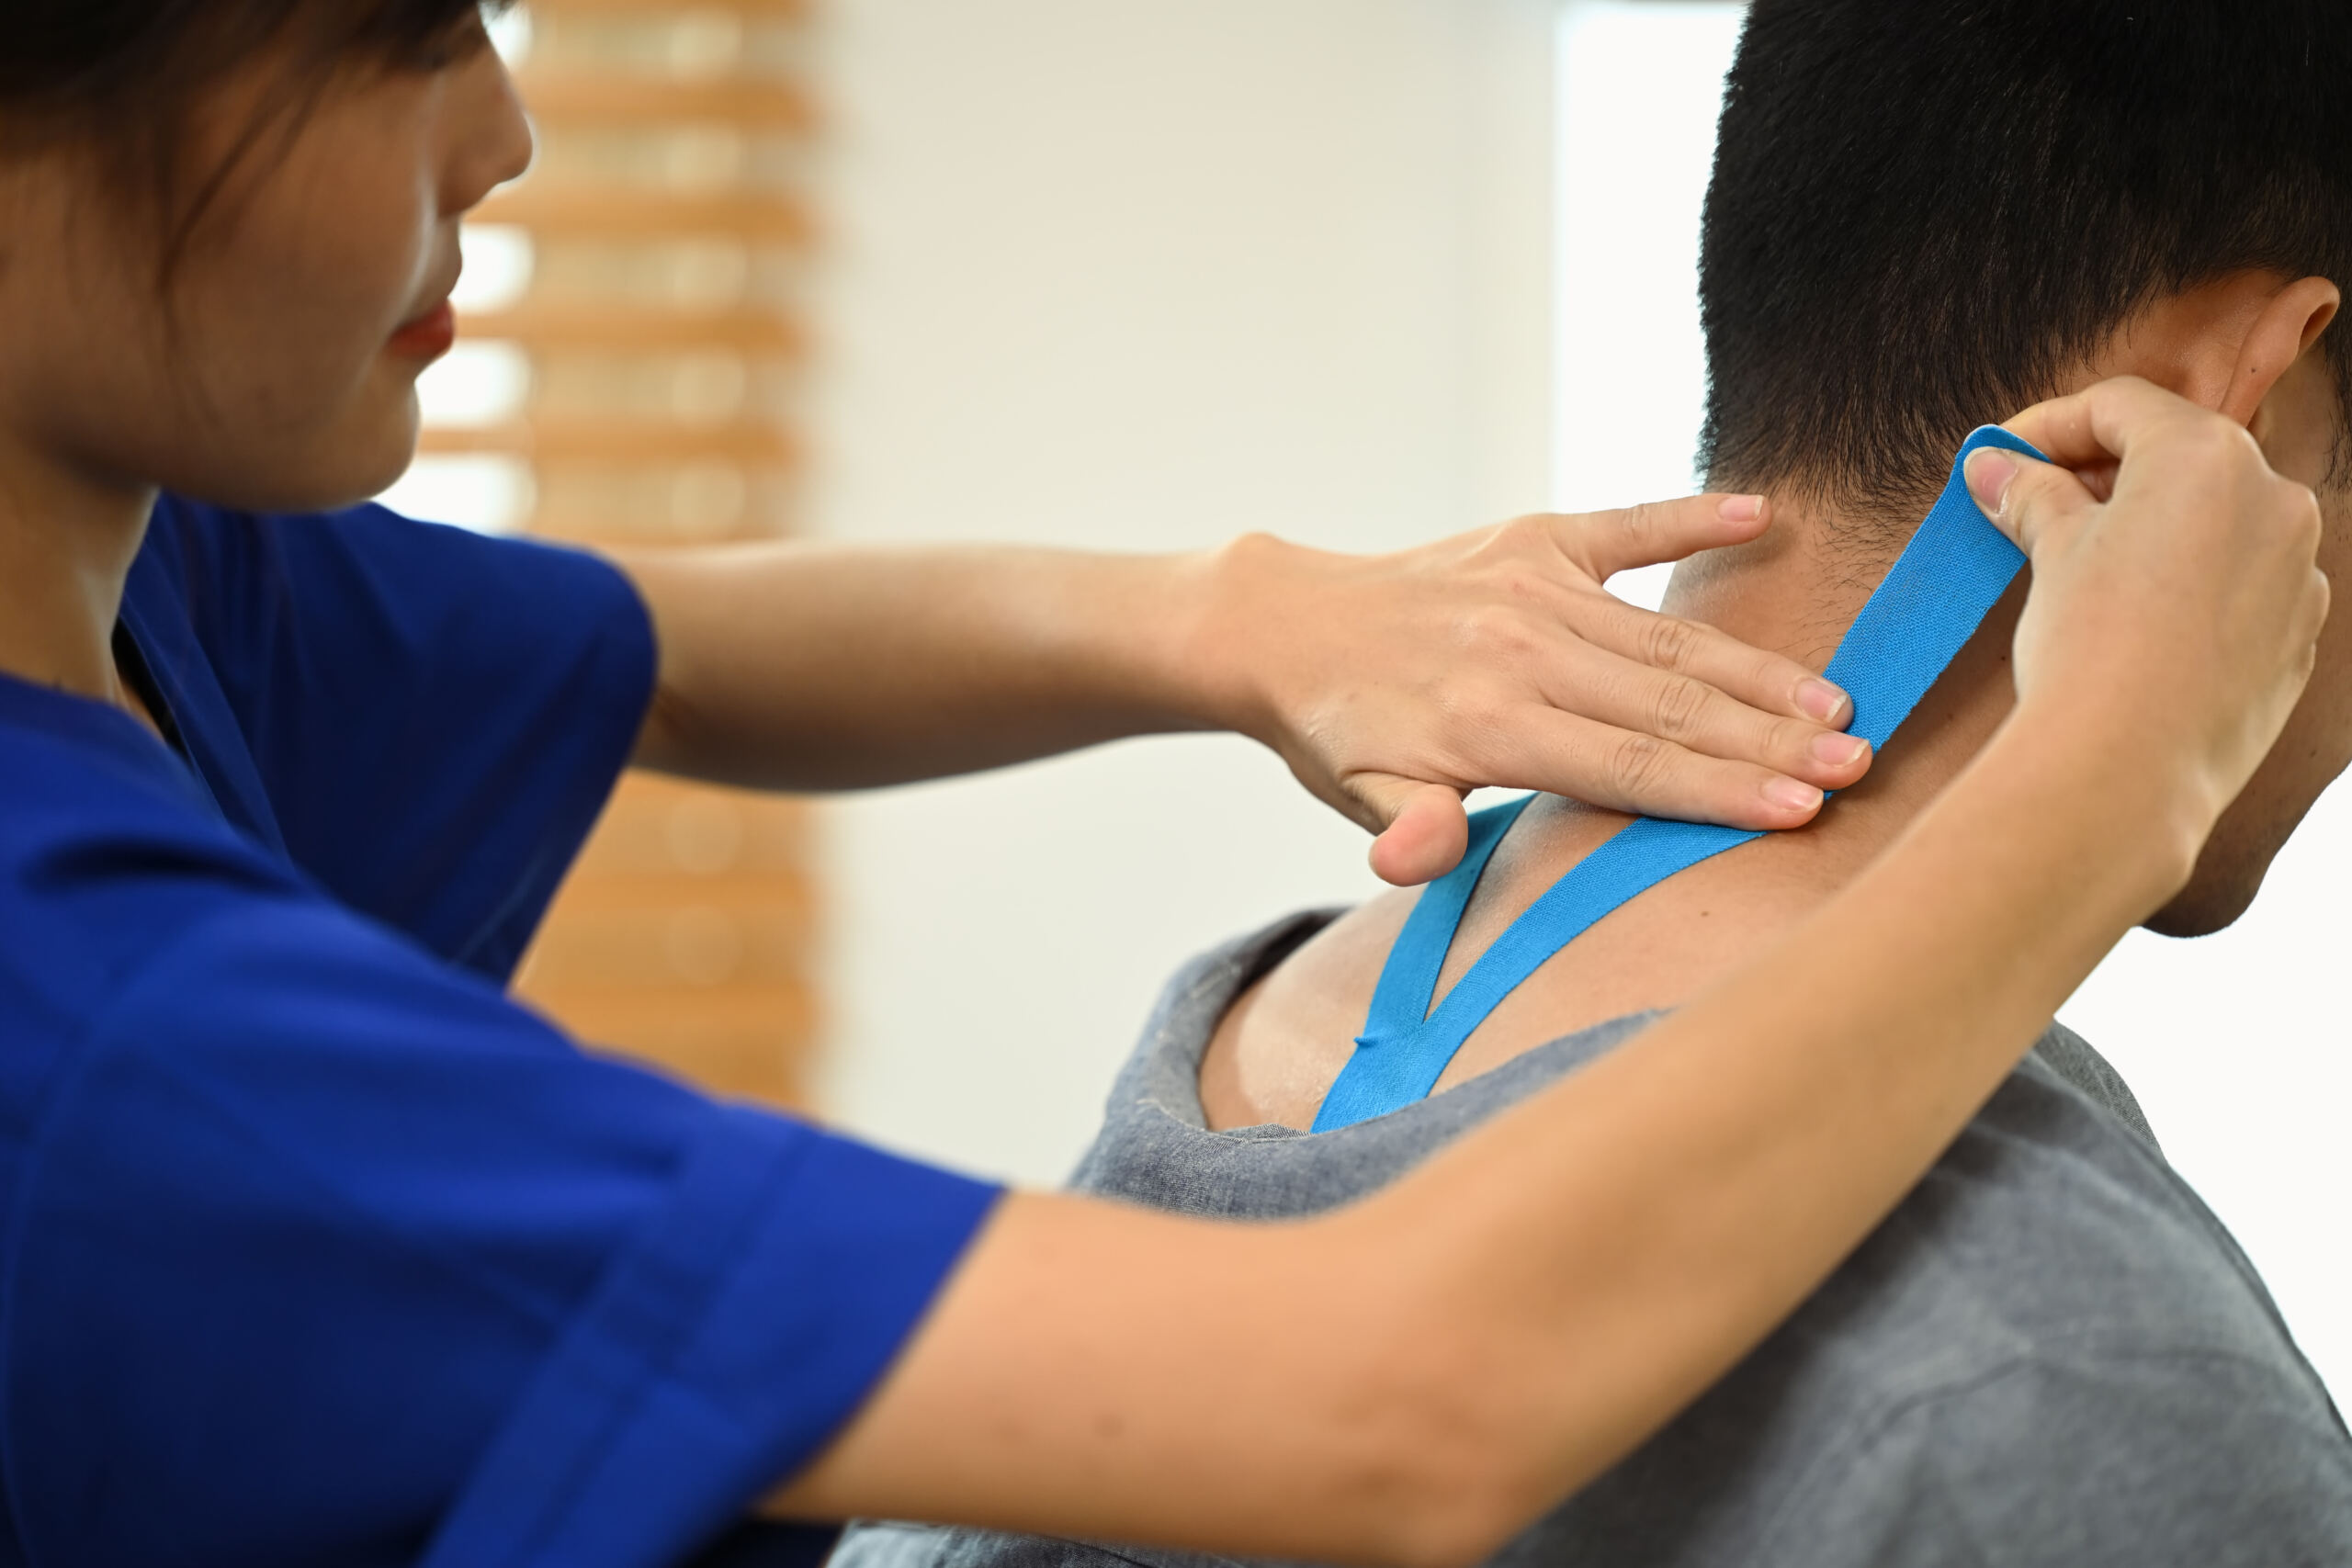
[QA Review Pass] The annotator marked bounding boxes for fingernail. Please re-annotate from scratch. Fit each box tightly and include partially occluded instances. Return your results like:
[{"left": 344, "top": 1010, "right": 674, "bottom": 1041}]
[
  {"left": 1964, "top": 450, "right": 2018, "bottom": 516},
  {"left": 1718, "top": 494, "right": 1765, "bottom": 524},
  {"left": 1810, "top": 732, "right": 1870, "bottom": 767},
  {"left": 1763, "top": 776, "right": 1824, "bottom": 813},
  {"left": 1796, "top": 677, "right": 1850, "bottom": 723}
]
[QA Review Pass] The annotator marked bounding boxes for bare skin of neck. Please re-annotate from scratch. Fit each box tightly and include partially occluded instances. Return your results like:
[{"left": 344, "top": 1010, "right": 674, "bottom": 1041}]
[
  {"left": 1199, "top": 497, "right": 2026, "bottom": 1132},
  {"left": 0, "top": 421, "right": 165, "bottom": 735}
]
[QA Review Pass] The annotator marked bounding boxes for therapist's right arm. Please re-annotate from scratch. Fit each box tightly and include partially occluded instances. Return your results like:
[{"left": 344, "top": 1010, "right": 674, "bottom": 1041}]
[{"left": 766, "top": 378, "right": 2329, "bottom": 1566}]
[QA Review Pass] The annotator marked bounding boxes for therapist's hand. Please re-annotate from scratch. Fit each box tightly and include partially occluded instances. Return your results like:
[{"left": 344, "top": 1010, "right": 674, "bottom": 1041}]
[
  {"left": 1192, "top": 496, "right": 1870, "bottom": 885},
  {"left": 1970, "top": 376, "right": 2331, "bottom": 840},
  {"left": 619, "top": 495, "right": 1860, "bottom": 880}
]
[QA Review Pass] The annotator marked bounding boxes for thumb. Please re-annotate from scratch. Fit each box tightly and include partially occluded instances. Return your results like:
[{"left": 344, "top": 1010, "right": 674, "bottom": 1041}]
[
  {"left": 1361, "top": 779, "right": 1472, "bottom": 886},
  {"left": 1965, "top": 446, "right": 2096, "bottom": 557}
]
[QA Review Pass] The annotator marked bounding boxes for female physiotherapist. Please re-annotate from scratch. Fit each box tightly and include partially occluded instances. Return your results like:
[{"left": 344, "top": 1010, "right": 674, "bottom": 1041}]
[{"left": 0, "top": 5, "right": 2328, "bottom": 1566}]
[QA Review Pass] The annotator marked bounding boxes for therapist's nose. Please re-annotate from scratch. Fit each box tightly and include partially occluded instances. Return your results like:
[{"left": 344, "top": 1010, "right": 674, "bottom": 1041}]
[{"left": 443, "top": 46, "right": 537, "bottom": 219}]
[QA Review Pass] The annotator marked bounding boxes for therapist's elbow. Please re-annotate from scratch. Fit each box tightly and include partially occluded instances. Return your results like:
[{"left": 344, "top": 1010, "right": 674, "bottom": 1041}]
[
  {"left": 1329, "top": 1385, "right": 1560, "bottom": 1568},
  {"left": 1368, "top": 1482, "right": 1542, "bottom": 1568},
  {"left": 1317, "top": 1307, "right": 1572, "bottom": 1568}
]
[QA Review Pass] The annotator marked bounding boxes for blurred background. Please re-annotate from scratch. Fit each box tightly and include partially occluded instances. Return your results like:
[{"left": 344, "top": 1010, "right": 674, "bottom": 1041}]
[{"left": 396, "top": 0, "right": 2346, "bottom": 1401}]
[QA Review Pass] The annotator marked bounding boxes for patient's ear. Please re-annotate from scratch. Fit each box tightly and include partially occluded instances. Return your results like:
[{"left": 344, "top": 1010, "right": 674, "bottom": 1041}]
[
  {"left": 2211, "top": 272, "right": 2342, "bottom": 425},
  {"left": 2211, "top": 275, "right": 2338, "bottom": 427},
  {"left": 2110, "top": 273, "right": 2339, "bottom": 427}
]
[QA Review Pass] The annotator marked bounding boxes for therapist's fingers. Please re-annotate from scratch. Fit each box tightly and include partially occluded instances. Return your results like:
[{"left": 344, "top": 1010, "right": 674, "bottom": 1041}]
[
  {"left": 1971, "top": 375, "right": 2328, "bottom": 814},
  {"left": 1566, "top": 592, "right": 1856, "bottom": 731},
  {"left": 1220, "top": 492, "right": 1874, "bottom": 880},
  {"left": 1466, "top": 707, "right": 1829, "bottom": 830},
  {"left": 2004, "top": 373, "right": 2181, "bottom": 461},
  {"left": 1536, "top": 501, "right": 1857, "bottom": 729},
  {"left": 1517, "top": 632, "right": 1872, "bottom": 794},
  {"left": 1363, "top": 783, "right": 1472, "bottom": 887},
  {"left": 1963, "top": 446, "right": 2099, "bottom": 558},
  {"left": 1555, "top": 492, "right": 1774, "bottom": 580},
  {"left": 1343, "top": 709, "right": 1832, "bottom": 886},
  {"left": 1999, "top": 375, "right": 2220, "bottom": 502}
]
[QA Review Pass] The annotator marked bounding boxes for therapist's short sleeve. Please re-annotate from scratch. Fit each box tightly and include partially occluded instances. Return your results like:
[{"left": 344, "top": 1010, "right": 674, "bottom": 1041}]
[
  {"left": 137, "top": 496, "right": 659, "bottom": 979},
  {"left": 6, "top": 886, "right": 997, "bottom": 1568}
]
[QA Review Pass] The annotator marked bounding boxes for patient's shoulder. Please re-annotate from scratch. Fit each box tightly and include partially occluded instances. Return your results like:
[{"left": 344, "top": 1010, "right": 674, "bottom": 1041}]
[
  {"left": 1777, "top": 1050, "right": 2324, "bottom": 1408},
  {"left": 2029, "top": 1021, "right": 2160, "bottom": 1147},
  {"left": 1515, "top": 1051, "right": 2352, "bottom": 1566},
  {"left": 1740, "top": 1338, "right": 2352, "bottom": 1567},
  {"left": 1198, "top": 803, "right": 1860, "bottom": 1131}
]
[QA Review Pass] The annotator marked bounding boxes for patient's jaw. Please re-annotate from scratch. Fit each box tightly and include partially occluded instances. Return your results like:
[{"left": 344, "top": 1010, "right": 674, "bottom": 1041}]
[{"left": 1199, "top": 271, "right": 2352, "bottom": 1133}]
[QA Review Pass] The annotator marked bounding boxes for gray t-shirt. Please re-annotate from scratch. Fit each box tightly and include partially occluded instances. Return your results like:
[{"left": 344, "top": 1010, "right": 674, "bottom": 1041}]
[{"left": 836, "top": 911, "right": 2352, "bottom": 1568}]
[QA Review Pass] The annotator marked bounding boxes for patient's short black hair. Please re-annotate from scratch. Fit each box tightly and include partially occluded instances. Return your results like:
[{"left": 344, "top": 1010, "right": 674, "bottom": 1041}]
[{"left": 1698, "top": 0, "right": 2352, "bottom": 524}]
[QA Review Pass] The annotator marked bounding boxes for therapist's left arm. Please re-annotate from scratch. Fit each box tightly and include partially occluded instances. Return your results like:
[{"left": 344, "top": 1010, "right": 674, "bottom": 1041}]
[{"left": 604, "top": 499, "right": 1869, "bottom": 885}]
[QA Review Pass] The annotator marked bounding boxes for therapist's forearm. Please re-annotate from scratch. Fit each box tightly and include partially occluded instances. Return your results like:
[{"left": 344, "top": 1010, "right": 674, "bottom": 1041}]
[
  {"left": 609, "top": 541, "right": 1233, "bottom": 790},
  {"left": 773, "top": 699, "right": 2195, "bottom": 1562},
  {"left": 1359, "top": 699, "right": 2193, "bottom": 1539}
]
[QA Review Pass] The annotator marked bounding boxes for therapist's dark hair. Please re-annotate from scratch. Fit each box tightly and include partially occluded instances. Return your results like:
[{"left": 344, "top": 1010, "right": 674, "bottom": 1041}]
[
  {"left": 2, "top": 0, "right": 510, "bottom": 286},
  {"left": 1697, "top": 0, "right": 2352, "bottom": 528}
]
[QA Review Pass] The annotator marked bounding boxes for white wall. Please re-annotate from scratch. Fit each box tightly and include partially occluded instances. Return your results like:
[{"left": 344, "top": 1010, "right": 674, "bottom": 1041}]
[{"left": 807, "top": 0, "right": 1560, "bottom": 1183}]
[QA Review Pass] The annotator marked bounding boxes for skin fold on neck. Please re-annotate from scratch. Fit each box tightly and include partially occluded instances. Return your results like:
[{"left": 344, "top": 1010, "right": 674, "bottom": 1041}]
[{"left": 1199, "top": 492, "right": 2029, "bottom": 1132}]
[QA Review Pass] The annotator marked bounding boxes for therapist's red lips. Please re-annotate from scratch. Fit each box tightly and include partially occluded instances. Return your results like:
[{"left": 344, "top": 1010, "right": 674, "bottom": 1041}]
[{"left": 387, "top": 299, "right": 458, "bottom": 361}]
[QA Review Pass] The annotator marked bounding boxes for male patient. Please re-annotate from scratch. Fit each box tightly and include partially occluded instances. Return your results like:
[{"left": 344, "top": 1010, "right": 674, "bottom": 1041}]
[{"left": 841, "top": 2, "right": 2352, "bottom": 1562}]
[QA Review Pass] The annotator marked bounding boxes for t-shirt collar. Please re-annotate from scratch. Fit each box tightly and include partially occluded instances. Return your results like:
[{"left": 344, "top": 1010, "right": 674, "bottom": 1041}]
[{"left": 0, "top": 663, "right": 224, "bottom": 820}]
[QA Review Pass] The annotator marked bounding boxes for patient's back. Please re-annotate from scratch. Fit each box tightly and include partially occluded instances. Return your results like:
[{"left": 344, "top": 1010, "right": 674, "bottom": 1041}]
[{"left": 835, "top": 914, "right": 2352, "bottom": 1568}]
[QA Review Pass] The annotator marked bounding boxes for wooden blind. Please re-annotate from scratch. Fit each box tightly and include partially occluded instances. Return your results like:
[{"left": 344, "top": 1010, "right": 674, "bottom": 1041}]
[{"left": 422, "top": 0, "right": 819, "bottom": 1107}]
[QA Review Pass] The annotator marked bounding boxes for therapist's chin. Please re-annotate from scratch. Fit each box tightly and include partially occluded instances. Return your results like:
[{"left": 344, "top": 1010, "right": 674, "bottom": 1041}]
[
  {"left": 189, "top": 453, "right": 415, "bottom": 517},
  {"left": 176, "top": 389, "right": 424, "bottom": 517},
  {"left": 334, "top": 391, "right": 427, "bottom": 508}
]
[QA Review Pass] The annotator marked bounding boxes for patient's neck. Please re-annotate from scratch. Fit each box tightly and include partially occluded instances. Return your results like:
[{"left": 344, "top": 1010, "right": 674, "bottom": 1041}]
[
  {"left": 1416, "top": 494, "right": 2027, "bottom": 1079},
  {"left": 1657, "top": 496, "right": 2025, "bottom": 861},
  {"left": 1197, "top": 491, "right": 2035, "bottom": 1130}
]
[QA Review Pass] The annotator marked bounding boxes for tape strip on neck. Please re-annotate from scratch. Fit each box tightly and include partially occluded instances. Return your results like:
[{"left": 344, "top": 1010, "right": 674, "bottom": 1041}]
[{"left": 1311, "top": 425, "right": 2043, "bottom": 1133}]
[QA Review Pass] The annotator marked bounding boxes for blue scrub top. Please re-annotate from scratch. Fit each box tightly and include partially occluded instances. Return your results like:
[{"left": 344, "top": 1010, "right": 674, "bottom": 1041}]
[{"left": 0, "top": 498, "right": 1000, "bottom": 1568}]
